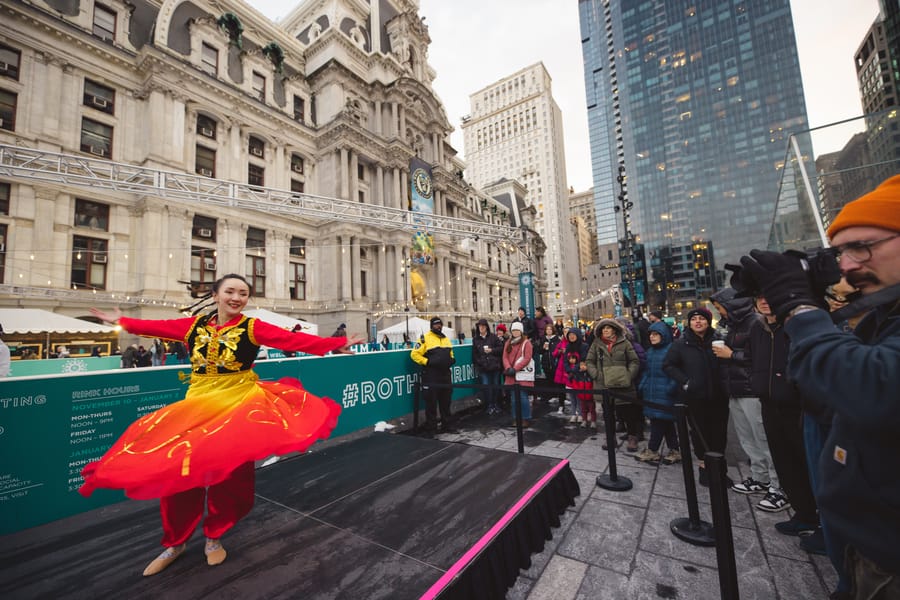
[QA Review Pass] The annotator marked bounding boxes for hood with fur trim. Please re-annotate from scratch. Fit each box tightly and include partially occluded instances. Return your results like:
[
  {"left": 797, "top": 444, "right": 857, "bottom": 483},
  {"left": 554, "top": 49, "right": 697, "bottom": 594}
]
[{"left": 594, "top": 318, "right": 625, "bottom": 340}]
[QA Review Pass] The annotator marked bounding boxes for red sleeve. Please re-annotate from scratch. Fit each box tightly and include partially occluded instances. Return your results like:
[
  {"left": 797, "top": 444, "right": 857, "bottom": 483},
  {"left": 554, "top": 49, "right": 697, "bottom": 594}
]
[
  {"left": 250, "top": 319, "right": 348, "bottom": 356},
  {"left": 118, "top": 316, "right": 198, "bottom": 342}
]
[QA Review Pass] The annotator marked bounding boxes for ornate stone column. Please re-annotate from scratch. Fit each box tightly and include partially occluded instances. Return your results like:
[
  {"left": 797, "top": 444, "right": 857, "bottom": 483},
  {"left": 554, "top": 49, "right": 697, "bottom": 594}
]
[
  {"left": 340, "top": 148, "right": 349, "bottom": 200},
  {"left": 340, "top": 235, "right": 351, "bottom": 301}
]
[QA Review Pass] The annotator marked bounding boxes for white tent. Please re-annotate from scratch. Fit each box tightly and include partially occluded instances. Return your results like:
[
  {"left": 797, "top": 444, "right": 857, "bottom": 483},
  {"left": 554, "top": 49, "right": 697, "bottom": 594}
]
[
  {"left": 377, "top": 317, "right": 456, "bottom": 344},
  {"left": 242, "top": 309, "right": 318, "bottom": 335},
  {"left": 0, "top": 309, "right": 115, "bottom": 334}
]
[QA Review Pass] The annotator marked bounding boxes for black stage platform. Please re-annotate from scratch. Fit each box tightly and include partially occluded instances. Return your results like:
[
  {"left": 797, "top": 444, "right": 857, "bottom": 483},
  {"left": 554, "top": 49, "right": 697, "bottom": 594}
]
[{"left": 1, "top": 433, "right": 579, "bottom": 599}]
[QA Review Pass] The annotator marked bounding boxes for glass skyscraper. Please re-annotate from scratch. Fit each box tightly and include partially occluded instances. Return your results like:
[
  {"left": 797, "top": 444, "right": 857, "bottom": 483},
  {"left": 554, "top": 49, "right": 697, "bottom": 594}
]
[{"left": 578, "top": 0, "right": 810, "bottom": 305}]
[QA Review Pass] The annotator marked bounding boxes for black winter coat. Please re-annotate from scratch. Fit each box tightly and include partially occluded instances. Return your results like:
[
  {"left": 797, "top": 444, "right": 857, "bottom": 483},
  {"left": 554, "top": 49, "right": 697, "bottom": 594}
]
[
  {"left": 711, "top": 289, "right": 761, "bottom": 397},
  {"left": 747, "top": 318, "right": 801, "bottom": 409},
  {"left": 472, "top": 332, "right": 505, "bottom": 373},
  {"left": 663, "top": 328, "right": 725, "bottom": 405}
]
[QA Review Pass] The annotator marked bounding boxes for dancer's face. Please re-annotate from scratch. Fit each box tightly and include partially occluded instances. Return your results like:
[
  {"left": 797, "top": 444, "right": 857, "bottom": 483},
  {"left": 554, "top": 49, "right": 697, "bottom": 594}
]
[{"left": 213, "top": 278, "right": 250, "bottom": 321}]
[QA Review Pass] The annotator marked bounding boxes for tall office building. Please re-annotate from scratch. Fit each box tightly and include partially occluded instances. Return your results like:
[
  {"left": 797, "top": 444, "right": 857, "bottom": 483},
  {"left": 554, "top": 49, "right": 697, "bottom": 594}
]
[
  {"left": 854, "top": 13, "right": 900, "bottom": 185},
  {"left": 461, "top": 63, "right": 575, "bottom": 315},
  {"left": 578, "top": 0, "right": 810, "bottom": 301}
]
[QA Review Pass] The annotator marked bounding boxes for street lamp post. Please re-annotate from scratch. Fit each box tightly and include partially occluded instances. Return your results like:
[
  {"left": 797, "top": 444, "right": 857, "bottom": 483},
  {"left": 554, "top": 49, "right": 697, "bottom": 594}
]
[
  {"left": 401, "top": 255, "right": 411, "bottom": 344},
  {"left": 614, "top": 164, "right": 636, "bottom": 313}
]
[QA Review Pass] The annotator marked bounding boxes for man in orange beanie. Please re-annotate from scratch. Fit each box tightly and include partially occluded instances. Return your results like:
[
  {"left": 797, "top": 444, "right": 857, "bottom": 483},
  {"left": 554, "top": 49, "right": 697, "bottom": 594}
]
[{"left": 739, "top": 174, "right": 900, "bottom": 599}]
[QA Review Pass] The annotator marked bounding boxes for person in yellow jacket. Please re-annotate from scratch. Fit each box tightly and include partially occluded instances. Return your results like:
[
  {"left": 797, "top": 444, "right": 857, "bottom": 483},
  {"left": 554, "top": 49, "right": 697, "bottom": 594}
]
[{"left": 411, "top": 316, "right": 456, "bottom": 433}]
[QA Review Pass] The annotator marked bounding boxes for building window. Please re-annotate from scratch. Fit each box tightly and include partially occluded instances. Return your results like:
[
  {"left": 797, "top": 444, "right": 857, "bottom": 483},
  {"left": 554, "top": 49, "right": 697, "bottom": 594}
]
[
  {"left": 93, "top": 4, "right": 116, "bottom": 41},
  {"left": 248, "top": 136, "right": 265, "bottom": 158},
  {"left": 195, "top": 145, "right": 216, "bottom": 177},
  {"left": 360, "top": 271, "right": 368, "bottom": 297},
  {"left": 0, "top": 182, "right": 8, "bottom": 214},
  {"left": 248, "top": 164, "right": 265, "bottom": 187},
  {"left": 357, "top": 164, "right": 365, "bottom": 180},
  {"left": 293, "top": 96, "right": 305, "bottom": 123},
  {"left": 190, "top": 246, "right": 217, "bottom": 293},
  {"left": 289, "top": 236, "right": 306, "bottom": 258},
  {"left": 0, "top": 222, "right": 6, "bottom": 281},
  {"left": 71, "top": 236, "right": 108, "bottom": 290},
  {"left": 0, "top": 44, "right": 21, "bottom": 80},
  {"left": 290, "top": 153, "right": 304, "bottom": 174},
  {"left": 290, "top": 179, "right": 304, "bottom": 193},
  {"left": 74, "top": 199, "right": 109, "bottom": 230},
  {"left": 0, "top": 89, "right": 16, "bottom": 131},
  {"left": 290, "top": 262, "right": 306, "bottom": 300},
  {"left": 80, "top": 117, "right": 112, "bottom": 157},
  {"left": 192, "top": 214, "right": 217, "bottom": 241},
  {"left": 252, "top": 71, "right": 265, "bottom": 102},
  {"left": 201, "top": 42, "right": 218, "bottom": 76},
  {"left": 83, "top": 79, "right": 115, "bottom": 114},
  {"left": 197, "top": 114, "right": 217, "bottom": 139},
  {"left": 246, "top": 227, "right": 266, "bottom": 297}
]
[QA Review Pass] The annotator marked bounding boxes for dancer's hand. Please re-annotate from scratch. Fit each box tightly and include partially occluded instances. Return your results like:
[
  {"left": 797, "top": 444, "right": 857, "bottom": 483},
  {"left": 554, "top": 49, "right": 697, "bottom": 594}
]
[
  {"left": 334, "top": 333, "right": 366, "bottom": 354},
  {"left": 90, "top": 307, "right": 122, "bottom": 325}
]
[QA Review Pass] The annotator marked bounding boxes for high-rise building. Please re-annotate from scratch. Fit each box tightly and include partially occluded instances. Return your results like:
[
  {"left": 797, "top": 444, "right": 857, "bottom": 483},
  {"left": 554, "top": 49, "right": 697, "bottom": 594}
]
[
  {"left": 568, "top": 188, "right": 599, "bottom": 265},
  {"left": 854, "top": 14, "right": 900, "bottom": 184},
  {"left": 578, "top": 0, "right": 810, "bottom": 297},
  {"left": 461, "top": 63, "right": 575, "bottom": 315}
]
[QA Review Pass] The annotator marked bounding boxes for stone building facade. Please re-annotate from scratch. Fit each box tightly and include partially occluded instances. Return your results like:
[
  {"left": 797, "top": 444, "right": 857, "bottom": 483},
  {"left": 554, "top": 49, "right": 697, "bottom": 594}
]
[{"left": 0, "top": 0, "right": 542, "bottom": 340}]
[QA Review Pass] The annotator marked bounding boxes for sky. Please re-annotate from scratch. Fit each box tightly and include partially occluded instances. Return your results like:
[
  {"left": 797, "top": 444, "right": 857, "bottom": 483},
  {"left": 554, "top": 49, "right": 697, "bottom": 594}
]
[{"left": 246, "top": 0, "right": 881, "bottom": 192}]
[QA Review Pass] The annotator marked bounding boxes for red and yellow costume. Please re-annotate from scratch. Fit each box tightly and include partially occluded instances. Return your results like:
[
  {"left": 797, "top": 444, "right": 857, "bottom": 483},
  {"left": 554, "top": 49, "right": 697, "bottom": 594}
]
[{"left": 79, "top": 314, "right": 345, "bottom": 545}]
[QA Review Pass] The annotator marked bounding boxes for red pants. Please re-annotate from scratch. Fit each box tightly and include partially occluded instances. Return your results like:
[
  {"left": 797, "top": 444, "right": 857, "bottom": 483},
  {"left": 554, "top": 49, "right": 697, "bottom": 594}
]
[{"left": 160, "top": 461, "right": 255, "bottom": 547}]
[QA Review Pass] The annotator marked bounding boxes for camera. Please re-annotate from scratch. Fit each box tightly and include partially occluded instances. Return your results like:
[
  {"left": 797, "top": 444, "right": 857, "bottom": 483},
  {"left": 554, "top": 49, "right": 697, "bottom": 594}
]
[{"left": 726, "top": 248, "right": 841, "bottom": 298}]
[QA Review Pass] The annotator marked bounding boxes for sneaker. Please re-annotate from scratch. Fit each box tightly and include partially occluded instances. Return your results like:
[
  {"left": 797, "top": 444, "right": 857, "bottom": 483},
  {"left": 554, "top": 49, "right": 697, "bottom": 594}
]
[
  {"left": 731, "top": 477, "right": 770, "bottom": 495},
  {"left": 635, "top": 448, "right": 661, "bottom": 462},
  {"left": 757, "top": 489, "right": 791, "bottom": 512},
  {"left": 662, "top": 449, "right": 682, "bottom": 464},
  {"left": 774, "top": 517, "right": 817, "bottom": 536},
  {"left": 569, "top": 415, "right": 578, "bottom": 423},
  {"left": 799, "top": 529, "right": 827, "bottom": 555}
]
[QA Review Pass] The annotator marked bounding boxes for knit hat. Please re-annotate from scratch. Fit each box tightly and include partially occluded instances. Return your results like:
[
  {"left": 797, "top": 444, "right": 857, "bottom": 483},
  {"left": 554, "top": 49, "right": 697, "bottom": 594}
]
[
  {"left": 476, "top": 318, "right": 489, "bottom": 327},
  {"left": 827, "top": 174, "right": 900, "bottom": 238},
  {"left": 496, "top": 323, "right": 507, "bottom": 332},
  {"left": 686, "top": 307, "right": 713, "bottom": 323},
  {"left": 430, "top": 316, "right": 442, "bottom": 327},
  {"left": 510, "top": 322, "right": 524, "bottom": 332}
]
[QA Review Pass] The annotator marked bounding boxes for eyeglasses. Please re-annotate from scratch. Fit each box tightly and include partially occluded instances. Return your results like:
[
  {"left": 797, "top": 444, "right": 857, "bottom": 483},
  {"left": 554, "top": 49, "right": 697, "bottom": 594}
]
[{"left": 832, "top": 233, "right": 900, "bottom": 264}]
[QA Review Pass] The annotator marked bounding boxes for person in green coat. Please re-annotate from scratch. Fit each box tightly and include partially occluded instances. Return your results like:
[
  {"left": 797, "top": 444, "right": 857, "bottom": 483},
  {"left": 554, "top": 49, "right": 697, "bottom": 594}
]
[{"left": 585, "top": 319, "right": 641, "bottom": 451}]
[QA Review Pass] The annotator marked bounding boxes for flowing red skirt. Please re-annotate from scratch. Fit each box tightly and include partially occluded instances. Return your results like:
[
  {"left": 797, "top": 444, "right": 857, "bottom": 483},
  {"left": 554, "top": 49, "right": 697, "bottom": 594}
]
[{"left": 79, "top": 372, "right": 341, "bottom": 500}]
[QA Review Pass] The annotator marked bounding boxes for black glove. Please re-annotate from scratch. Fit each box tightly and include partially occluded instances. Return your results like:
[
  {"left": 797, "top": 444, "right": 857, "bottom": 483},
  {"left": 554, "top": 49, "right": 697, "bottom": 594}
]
[
  {"left": 738, "top": 249, "right": 821, "bottom": 321},
  {"left": 505, "top": 367, "right": 516, "bottom": 377}
]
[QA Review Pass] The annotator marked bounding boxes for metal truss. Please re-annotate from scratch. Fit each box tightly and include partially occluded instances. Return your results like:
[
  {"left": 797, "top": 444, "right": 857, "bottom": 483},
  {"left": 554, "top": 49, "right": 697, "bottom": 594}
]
[{"left": 0, "top": 144, "right": 524, "bottom": 244}]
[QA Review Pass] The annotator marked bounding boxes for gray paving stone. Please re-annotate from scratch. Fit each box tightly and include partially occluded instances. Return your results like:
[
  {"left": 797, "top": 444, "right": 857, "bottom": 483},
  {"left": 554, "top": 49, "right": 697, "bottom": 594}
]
[
  {"left": 639, "top": 495, "right": 768, "bottom": 571},
  {"left": 568, "top": 468, "right": 602, "bottom": 511},
  {"left": 555, "top": 498, "right": 644, "bottom": 575},
  {"left": 527, "top": 555, "right": 588, "bottom": 600},
  {"left": 811, "top": 552, "right": 840, "bottom": 593},
  {"left": 592, "top": 463, "right": 658, "bottom": 509},
  {"left": 769, "top": 554, "right": 829, "bottom": 599},
  {"left": 529, "top": 443, "right": 576, "bottom": 459},
  {"left": 573, "top": 565, "right": 631, "bottom": 600}
]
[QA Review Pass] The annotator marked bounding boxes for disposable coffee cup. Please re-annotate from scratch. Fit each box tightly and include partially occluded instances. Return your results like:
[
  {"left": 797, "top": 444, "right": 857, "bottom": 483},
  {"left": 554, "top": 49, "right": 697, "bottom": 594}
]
[
  {"left": 712, "top": 340, "right": 725, "bottom": 348},
  {"left": 484, "top": 345, "right": 490, "bottom": 352}
]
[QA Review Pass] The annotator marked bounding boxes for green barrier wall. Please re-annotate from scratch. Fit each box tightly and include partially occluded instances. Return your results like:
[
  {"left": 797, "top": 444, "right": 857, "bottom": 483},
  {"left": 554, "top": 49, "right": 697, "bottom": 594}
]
[
  {"left": 9, "top": 356, "right": 122, "bottom": 377},
  {"left": 0, "top": 346, "right": 474, "bottom": 535}
]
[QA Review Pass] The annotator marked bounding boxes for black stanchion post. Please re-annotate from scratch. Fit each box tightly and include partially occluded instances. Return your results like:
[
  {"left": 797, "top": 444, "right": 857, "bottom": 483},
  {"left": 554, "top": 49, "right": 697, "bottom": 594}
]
[
  {"left": 669, "top": 403, "right": 715, "bottom": 546},
  {"left": 596, "top": 391, "right": 632, "bottom": 491},
  {"left": 706, "top": 452, "right": 740, "bottom": 600},
  {"left": 514, "top": 382, "right": 525, "bottom": 454},
  {"left": 413, "top": 380, "right": 421, "bottom": 432}
]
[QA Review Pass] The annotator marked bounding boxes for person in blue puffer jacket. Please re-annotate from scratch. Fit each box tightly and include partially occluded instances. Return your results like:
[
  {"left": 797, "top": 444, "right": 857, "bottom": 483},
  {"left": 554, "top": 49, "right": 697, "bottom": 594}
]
[{"left": 636, "top": 321, "right": 681, "bottom": 464}]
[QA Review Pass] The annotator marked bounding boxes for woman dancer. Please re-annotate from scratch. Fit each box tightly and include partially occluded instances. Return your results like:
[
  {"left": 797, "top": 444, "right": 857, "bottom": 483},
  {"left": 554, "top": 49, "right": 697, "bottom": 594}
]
[{"left": 81, "top": 274, "right": 363, "bottom": 576}]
